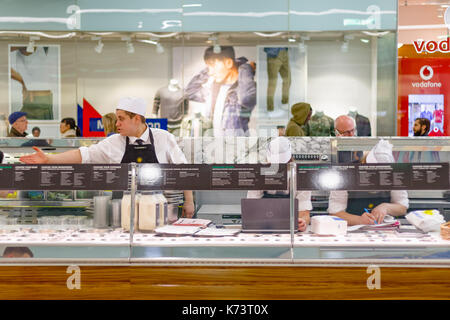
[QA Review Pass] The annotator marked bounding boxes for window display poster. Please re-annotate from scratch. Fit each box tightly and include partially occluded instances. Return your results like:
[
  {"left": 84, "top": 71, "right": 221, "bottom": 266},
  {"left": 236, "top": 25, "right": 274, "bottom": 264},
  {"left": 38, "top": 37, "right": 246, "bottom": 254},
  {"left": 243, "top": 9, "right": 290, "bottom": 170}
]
[
  {"left": 257, "top": 46, "right": 306, "bottom": 120},
  {"left": 398, "top": 58, "right": 449, "bottom": 136},
  {"left": 172, "top": 46, "right": 257, "bottom": 137},
  {"left": 8, "top": 45, "right": 60, "bottom": 121},
  {"left": 408, "top": 94, "right": 444, "bottom": 136}
]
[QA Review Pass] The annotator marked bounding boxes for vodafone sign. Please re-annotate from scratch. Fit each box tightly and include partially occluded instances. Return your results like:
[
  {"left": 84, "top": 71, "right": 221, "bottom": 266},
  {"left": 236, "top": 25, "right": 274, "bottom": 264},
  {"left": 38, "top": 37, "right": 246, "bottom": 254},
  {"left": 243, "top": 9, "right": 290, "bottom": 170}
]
[
  {"left": 413, "top": 38, "right": 450, "bottom": 54},
  {"left": 411, "top": 65, "right": 442, "bottom": 88}
]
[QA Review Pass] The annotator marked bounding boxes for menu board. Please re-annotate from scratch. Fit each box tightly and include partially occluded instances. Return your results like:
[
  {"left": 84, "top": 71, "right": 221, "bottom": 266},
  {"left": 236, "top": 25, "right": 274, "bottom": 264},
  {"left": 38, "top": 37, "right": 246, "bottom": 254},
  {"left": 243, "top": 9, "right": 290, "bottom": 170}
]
[
  {"left": 137, "top": 164, "right": 287, "bottom": 190},
  {"left": 298, "top": 163, "right": 449, "bottom": 190},
  {"left": 0, "top": 164, "right": 129, "bottom": 190}
]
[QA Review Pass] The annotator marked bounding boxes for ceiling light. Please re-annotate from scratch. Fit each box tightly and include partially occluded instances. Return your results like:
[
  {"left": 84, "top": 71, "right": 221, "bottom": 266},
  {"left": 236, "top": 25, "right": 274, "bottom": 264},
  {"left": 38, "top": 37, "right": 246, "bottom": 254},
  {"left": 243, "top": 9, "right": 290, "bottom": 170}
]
[
  {"left": 298, "top": 41, "right": 307, "bottom": 53},
  {"left": 156, "top": 42, "right": 164, "bottom": 54},
  {"left": 92, "top": 37, "right": 103, "bottom": 53},
  {"left": 360, "top": 38, "right": 370, "bottom": 43},
  {"left": 26, "top": 36, "right": 39, "bottom": 53},
  {"left": 288, "top": 37, "right": 296, "bottom": 43},
  {"left": 127, "top": 41, "right": 134, "bottom": 54},
  {"left": 213, "top": 44, "right": 221, "bottom": 53}
]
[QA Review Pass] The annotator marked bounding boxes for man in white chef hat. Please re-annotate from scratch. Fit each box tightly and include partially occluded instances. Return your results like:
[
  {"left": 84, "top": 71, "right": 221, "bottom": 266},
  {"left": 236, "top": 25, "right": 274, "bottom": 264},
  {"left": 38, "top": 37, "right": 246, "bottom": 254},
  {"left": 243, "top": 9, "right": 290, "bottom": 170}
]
[
  {"left": 328, "top": 139, "right": 409, "bottom": 225},
  {"left": 247, "top": 137, "right": 312, "bottom": 231},
  {"left": 20, "top": 96, "right": 195, "bottom": 217}
]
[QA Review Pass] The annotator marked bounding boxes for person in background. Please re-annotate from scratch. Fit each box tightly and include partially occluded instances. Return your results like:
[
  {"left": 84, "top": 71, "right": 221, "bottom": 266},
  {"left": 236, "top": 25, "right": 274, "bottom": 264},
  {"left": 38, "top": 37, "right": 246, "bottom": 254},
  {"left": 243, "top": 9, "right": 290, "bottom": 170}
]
[
  {"left": 102, "top": 112, "right": 118, "bottom": 137},
  {"left": 277, "top": 125, "right": 286, "bottom": 136},
  {"left": 335, "top": 115, "right": 363, "bottom": 163},
  {"left": 413, "top": 117, "right": 430, "bottom": 136},
  {"left": 32, "top": 127, "right": 41, "bottom": 137},
  {"left": 7, "top": 111, "right": 28, "bottom": 137},
  {"left": 327, "top": 139, "right": 409, "bottom": 226},
  {"left": 19, "top": 97, "right": 195, "bottom": 218},
  {"left": 247, "top": 137, "right": 311, "bottom": 231},
  {"left": 60, "top": 118, "right": 81, "bottom": 138},
  {"left": 285, "top": 102, "right": 312, "bottom": 137},
  {"left": 2, "top": 246, "right": 34, "bottom": 258}
]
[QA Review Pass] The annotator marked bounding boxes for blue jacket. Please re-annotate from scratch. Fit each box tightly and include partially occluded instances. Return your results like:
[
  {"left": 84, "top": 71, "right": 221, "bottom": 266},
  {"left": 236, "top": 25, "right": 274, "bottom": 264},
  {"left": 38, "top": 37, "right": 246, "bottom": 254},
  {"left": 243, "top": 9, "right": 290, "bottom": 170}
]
[{"left": 185, "top": 57, "right": 256, "bottom": 136}]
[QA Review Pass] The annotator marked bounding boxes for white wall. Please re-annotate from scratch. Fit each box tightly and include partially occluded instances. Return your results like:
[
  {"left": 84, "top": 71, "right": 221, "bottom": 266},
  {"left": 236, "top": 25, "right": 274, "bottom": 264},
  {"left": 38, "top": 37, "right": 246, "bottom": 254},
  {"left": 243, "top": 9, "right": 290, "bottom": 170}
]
[{"left": 306, "top": 39, "right": 373, "bottom": 122}]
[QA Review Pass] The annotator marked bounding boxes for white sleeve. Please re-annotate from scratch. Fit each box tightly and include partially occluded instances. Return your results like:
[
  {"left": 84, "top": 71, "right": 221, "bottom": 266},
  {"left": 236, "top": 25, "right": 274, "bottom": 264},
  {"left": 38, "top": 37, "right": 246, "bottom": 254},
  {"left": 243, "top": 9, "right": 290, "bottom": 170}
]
[
  {"left": 296, "top": 191, "right": 312, "bottom": 211},
  {"left": 166, "top": 133, "right": 187, "bottom": 164},
  {"left": 327, "top": 190, "right": 348, "bottom": 214},
  {"left": 79, "top": 137, "right": 116, "bottom": 164},
  {"left": 390, "top": 190, "right": 409, "bottom": 209},
  {"left": 247, "top": 190, "right": 264, "bottom": 199}
]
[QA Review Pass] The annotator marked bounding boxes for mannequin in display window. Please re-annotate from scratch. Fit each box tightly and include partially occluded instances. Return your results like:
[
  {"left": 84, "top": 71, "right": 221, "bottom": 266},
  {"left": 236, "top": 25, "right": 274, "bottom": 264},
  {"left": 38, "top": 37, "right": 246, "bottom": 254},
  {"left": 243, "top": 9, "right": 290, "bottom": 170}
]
[
  {"left": 347, "top": 108, "right": 371, "bottom": 137},
  {"left": 304, "top": 110, "right": 335, "bottom": 136},
  {"left": 152, "top": 79, "right": 188, "bottom": 137},
  {"left": 263, "top": 47, "right": 291, "bottom": 112}
]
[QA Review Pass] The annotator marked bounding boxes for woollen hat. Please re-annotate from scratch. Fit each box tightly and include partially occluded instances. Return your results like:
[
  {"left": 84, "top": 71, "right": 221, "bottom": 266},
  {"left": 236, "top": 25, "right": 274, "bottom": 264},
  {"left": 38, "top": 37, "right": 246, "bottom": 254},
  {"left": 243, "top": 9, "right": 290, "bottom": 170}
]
[
  {"left": 116, "top": 97, "right": 147, "bottom": 117},
  {"left": 8, "top": 111, "right": 27, "bottom": 125},
  {"left": 366, "top": 139, "right": 395, "bottom": 163},
  {"left": 267, "top": 137, "right": 292, "bottom": 163}
]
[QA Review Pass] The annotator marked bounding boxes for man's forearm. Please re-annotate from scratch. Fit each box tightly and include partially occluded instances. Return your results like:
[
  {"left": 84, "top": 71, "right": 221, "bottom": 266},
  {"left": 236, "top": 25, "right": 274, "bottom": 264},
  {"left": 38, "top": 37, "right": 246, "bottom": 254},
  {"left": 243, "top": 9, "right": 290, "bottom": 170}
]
[
  {"left": 48, "top": 149, "right": 82, "bottom": 164},
  {"left": 184, "top": 190, "right": 194, "bottom": 203},
  {"left": 381, "top": 203, "right": 407, "bottom": 216},
  {"left": 333, "top": 211, "right": 361, "bottom": 226}
]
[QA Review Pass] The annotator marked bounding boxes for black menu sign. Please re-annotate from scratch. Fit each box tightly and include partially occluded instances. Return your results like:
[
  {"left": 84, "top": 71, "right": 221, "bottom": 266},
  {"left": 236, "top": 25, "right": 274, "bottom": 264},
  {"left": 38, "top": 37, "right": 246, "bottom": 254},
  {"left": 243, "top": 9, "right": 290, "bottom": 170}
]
[
  {"left": 298, "top": 163, "right": 449, "bottom": 190},
  {"left": 211, "top": 164, "right": 287, "bottom": 190},
  {"left": 0, "top": 164, "right": 129, "bottom": 190},
  {"left": 91, "top": 165, "right": 129, "bottom": 190},
  {"left": 138, "top": 164, "right": 211, "bottom": 190},
  {"left": 137, "top": 164, "right": 287, "bottom": 190}
]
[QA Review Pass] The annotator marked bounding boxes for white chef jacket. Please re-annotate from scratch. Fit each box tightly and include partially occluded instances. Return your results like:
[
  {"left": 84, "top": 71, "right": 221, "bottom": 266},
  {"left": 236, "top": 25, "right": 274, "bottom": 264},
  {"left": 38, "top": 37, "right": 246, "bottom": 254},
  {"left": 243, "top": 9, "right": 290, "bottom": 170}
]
[
  {"left": 79, "top": 127, "right": 187, "bottom": 164},
  {"left": 247, "top": 190, "right": 313, "bottom": 212},
  {"left": 327, "top": 190, "right": 409, "bottom": 214}
]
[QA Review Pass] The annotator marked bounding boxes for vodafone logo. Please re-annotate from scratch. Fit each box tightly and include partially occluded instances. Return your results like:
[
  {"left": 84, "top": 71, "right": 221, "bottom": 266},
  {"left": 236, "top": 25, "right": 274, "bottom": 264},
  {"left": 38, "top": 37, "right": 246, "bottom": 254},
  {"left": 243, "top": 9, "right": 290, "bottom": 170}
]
[
  {"left": 413, "top": 38, "right": 450, "bottom": 53},
  {"left": 420, "top": 65, "right": 433, "bottom": 81},
  {"left": 412, "top": 65, "right": 441, "bottom": 88}
]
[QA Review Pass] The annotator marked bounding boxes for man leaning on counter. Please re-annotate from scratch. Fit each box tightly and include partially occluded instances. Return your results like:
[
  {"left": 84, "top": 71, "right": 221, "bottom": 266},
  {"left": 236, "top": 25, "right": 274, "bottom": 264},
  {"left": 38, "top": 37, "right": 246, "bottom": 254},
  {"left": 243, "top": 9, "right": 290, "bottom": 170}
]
[{"left": 19, "top": 97, "right": 195, "bottom": 218}]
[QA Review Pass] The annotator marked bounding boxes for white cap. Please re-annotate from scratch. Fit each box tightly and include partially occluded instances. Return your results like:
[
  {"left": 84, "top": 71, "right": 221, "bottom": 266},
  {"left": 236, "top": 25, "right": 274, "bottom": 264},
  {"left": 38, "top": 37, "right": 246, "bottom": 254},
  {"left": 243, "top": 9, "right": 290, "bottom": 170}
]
[
  {"left": 366, "top": 139, "right": 394, "bottom": 163},
  {"left": 267, "top": 137, "right": 292, "bottom": 163},
  {"left": 116, "top": 97, "right": 147, "bottom": 117}
]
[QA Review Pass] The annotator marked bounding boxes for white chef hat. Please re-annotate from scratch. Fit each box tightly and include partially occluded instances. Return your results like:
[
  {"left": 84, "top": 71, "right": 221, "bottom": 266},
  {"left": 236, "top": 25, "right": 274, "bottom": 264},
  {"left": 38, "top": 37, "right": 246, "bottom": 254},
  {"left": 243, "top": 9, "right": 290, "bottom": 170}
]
[
  {"left": 366, "top": 139, "right": 395, "bottom": 163},
  {"left": 267, "top": 137, "right": 292, "bottom": 163},
  {"left": 116, "top": 97, "right": 147, "bottom": 117}
]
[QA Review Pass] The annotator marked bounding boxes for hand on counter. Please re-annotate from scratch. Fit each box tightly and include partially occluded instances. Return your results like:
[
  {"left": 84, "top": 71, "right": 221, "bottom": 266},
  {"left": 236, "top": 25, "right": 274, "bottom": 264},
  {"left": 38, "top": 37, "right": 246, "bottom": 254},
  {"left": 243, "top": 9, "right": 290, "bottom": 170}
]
[
  {"left": 298, "top": 218, "right": 307, "bottom": 232},
  {"left": 182, "top": 201, "right": 195, "bottom": 218}
]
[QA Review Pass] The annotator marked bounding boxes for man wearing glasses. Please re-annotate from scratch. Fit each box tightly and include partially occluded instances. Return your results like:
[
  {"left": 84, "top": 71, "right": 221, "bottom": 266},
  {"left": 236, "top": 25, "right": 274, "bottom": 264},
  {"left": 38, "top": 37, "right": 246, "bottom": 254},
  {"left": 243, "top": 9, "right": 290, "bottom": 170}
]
[
  {"left": 7, "top": 111, "right": 29, "bottom": 137},
  {"left": 334, "top": 115, "right": 362, "bottom": 163}
]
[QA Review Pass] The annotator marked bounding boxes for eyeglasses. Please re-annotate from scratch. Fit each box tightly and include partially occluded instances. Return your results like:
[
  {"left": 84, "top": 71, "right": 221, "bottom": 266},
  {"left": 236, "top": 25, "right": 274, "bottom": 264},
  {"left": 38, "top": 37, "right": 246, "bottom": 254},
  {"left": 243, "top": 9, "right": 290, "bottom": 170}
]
[{"left": 335, "top": 127, "right": 355, "bottom": 136}]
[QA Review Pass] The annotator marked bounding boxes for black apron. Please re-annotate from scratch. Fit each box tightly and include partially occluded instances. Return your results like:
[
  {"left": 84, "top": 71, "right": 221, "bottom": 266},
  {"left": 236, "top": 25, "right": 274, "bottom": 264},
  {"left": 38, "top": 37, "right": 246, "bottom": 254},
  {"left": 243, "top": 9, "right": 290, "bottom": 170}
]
[
  {"left": 346, "top": 191, "right": 391, "bottom": 216},
  {"left": 120, "top": 128, "right": 159, "bottom": 164},
  {"left": 113, "top": 128, "right": 159, "bottom": 199}
]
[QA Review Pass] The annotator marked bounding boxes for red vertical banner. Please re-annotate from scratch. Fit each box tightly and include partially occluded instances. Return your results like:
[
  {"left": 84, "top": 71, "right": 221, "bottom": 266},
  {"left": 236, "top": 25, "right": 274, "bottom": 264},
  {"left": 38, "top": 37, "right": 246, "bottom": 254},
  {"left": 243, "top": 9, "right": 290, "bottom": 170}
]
[
  {"left": 398, "top": 56, "right": 450, "bottom": 136},
  {"left": 82, "top": 98, "right": 105, "bottom": 137}
]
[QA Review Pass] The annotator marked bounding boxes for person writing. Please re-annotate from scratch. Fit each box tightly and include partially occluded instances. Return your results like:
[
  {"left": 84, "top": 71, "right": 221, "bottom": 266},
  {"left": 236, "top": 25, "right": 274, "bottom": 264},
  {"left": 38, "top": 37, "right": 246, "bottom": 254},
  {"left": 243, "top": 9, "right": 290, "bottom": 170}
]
[
  {"left": 20, "top": 97, "right": 195, "bottom": 217},
  {"left": 247, "top": 137, "right": 311, "bottom": 231},
  {"left": 327, "top": 139, "right": 409, "bottom": 225}
]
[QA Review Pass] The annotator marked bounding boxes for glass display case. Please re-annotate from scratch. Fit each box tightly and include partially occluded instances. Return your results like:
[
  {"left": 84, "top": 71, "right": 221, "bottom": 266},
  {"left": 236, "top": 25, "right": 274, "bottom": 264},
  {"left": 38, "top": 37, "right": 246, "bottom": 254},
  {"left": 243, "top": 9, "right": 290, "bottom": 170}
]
[{"left": 1, "top": 137, "right": 448, "bottom": 266}]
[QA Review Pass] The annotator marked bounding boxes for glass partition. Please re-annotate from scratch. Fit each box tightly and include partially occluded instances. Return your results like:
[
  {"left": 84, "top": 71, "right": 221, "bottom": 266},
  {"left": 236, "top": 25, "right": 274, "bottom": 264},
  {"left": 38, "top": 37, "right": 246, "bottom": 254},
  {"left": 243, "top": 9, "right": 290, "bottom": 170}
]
[{"left": 0, "top": 163, "right": 131, "bottom": 263}]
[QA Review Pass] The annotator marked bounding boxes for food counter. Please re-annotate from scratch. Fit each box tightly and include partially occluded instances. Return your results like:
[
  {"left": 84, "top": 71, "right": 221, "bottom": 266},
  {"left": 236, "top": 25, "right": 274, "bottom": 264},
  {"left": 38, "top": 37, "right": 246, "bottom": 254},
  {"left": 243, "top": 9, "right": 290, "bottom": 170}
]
[{"left": 0, "top": 137, "right": 448, "bottom": 299}]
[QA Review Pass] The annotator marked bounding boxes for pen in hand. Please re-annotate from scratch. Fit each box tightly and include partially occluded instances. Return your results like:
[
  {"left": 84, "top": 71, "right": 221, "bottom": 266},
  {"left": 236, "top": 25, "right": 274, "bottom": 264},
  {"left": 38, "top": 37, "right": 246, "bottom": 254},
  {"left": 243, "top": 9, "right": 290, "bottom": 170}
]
[{"left": 364, "top": 208, "right": 377, "bottom": 224}]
